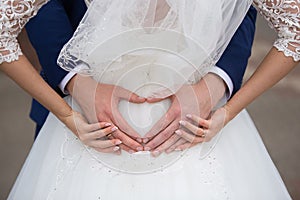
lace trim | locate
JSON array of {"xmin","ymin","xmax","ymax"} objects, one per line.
[
  {"xmin": 0, "ymin": 0, "xmax": 48, "ymax": 64},
  {"xmin": 0, "ymin": 46, "xmax": 23, "ymax": 63},
  {"xmin": 274, "ymin": 39, "xmax": 300, "ymax": 61},
  {"xmin": 254, "ymin": 0, "xmax": 300, "ymax": 62}
]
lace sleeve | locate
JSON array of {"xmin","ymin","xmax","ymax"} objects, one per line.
[
  {"xmin": 0, "ymin": 0, "xmax": 47, "ymax": 64},
  {"xmin": 254, "ymin": 0, "xmax": 300, "ymax": 61}
]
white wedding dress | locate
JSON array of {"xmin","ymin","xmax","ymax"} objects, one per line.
[{"xmin": 2, "ymin": 0, "xmax": 299, "ymax": 199}]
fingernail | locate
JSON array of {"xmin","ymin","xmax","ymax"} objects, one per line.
[
  {"xmin": 175, "ymin": 148, "xmax": 182, "ymax": 151},
  {"xmin": 136, "ymin": 147, "xmax": 143, "ymax": 151},
  {"xmin": 113, "ymin": 146, "xmax": 120, "ymax": 151},
  {"xmin": 175, "ymin": 130, "xmax": 182, "ymax": 135},
  {"xmin": 143, "ymin": 138, "xmax": 149, "ymax": 143},
  {"xmin": 111, "ymin": 126, "xmax": 118, "ymax": 131},
  {"xmin": 186, "ymin": 114, "xmax": 192, "ymax": 118},
  {"xmin": 105, "ymin": 123, "xmax": 111, "ymax": 126},
  {"xmin": 144, "ymin": 147, "xmax": 151, "ymax": 151},
  {"xmin": 152, "ymin": 150, "xmax": 161, "ymax": 157},
  {"xmin": 179, "ymin": 120, "xmax": 186, "ymax": 126},
  {"xmin": 114, "ymin": 140, "xmax": 122, "ymax": 145},
  {"xmin": 129, "ymin": 150, "xmax": 135, "ymax": 154},
  {"xmin": 114, "ymin": 150, "xmax": 121, "ymax": 155}
]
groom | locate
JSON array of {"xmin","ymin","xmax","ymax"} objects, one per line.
[{"xmin": 25, "ymin": 0, "xmax": 257, "ymax": 152}]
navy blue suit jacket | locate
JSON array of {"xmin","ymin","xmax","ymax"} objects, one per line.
[{"xmin": 26, "ymin": 1, "xmax": 257, "ymax": 133}]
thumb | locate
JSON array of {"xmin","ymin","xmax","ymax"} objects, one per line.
[{"xmin": 118, "ymin": 87, "xmax": 146, "ymax": 103}]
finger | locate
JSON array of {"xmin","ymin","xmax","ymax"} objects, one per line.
[
  {"xmin": 90, "ymin": 126, "xmax": 118, "ymax": 139},
  {"xmin": 175, "ymin": 129, "xmax": 205, "ymax": 143},
  {"xmin": 119, "ymin": 143, "xmax": 137, "ymax": 154},
  {"xmin": 146, "ymin": 96, "xmax": 168, "ymax": 103},
  {"xmin": 165, "ymin": 138, "xmax": 187, "ymax": 153},
  {"xmin": 145, "ymin": 119, "xmax": 179, "ymax": 150},
  {"xmin": 94, "ymin": 145, "xmax": 121, "ymax": 153},
  {"xmin": 146, "ymin": 88, "xmax": 172, "ymax": 103},
  {"xmin": 111, "ymin": 109, "xmax": 141, "ymax": 139},
  {"xmin": 144, "ymin": 106, "xmax": 177, "ymax": 139},
  {"xmin": 118, "ymin": 87, "xmax": 146, "ymax": 103},
  {"xmin": 106, "ymin": 133, "xmax": 133, "ymax": 153},
  {"xmin": 113, "ymin": 129, "xmax": 143, "ymax": 151},
  {"xmin": 179, "ymin": 120, "xmax": 205, "ymax": 136},
  {"xmin": 151, "ymin": 134, "xmax": 181, "ymax": 156},
  {"xmin": 186, "ymin": 114, "xmax": 210, "ymax": 128},
  {"xmin": 99, "ymin": 122, "xmax": 113, "ymax": 129},
  {"xmin": 90, "ymin": 138, "xmax": 122, "ymax": 149},
  {"xmin": 174, "ymin": 142, "xmax": 197, "ymax": 151}
]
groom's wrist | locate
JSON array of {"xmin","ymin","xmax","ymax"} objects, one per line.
[
  {"xmin": 208, "ymin": 66, "xmax": 233, "ymax": 100},
  {"xmin": 203, "ymin": 73, "xmax": 227, "ymax": 108},
  {"xmin": 59, "ymin": 71, "xmax": 77, "ymax": 95}
]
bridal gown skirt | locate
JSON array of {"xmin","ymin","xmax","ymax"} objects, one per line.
[{"xmin": 8, "ymin": 97, "xmax": 291, "ymax": 200}]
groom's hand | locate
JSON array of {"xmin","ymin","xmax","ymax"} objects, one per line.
[
  {"xmin": 67, "ymin": 74, "xmax": 146, "ymax": 152},
  {"xmin": 143, "ymin": 73, "xmax": 226, "ymax": 155}
]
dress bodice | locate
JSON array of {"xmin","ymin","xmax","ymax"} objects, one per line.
[{"xmin": 1, "ymin": 0, "xmax": 300, "ymax": 65}]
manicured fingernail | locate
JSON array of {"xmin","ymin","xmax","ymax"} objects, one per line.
[
  {"xmin": 175, "ymin": 130, "xmax": 182, "ymax": 135},
  {"xmin": 179, "ymin": 120, "xmax": 186, "ymax": 126},
  {"xmin": 136, "ymin": 147, "xmax": 143, "ymax": 151},
  {"xmin": 143, "ymin": 138, "xmax": 149, "ymax": 143},
  {"xmin": 114, "ymin": 140, "xmax": 122, "ymax": 145},
  {"xmin": 152, "ymin": 150, "xmax": 160, "ymax": 157},
  {"xmin": 111, "ymin": 126, "xmax": 118, "ymax": 131},
  {"xmin": 175, "ymin": 148, "xmax": 182, "ymax": 151},
  {"xmin": 129, "ymin": 150, "xmax": 135, "ymax": 154},
  {"xmin": 113, "ymin": 146, "xmax": 120, "ymax": 151},
  {"xmin": 144, "ymin": 147, "xmax": 151, "ymax": 151},
  {"xmin": 186, "ymin": 114, "xmax": 192, "ymax": 118},
  {"xmin": 138, "ymin": 96, "xmax": 145, "ymax": 100},
  {"xmin": 105, "ymin": 123, "xmax": 111, "ymax": 126}
]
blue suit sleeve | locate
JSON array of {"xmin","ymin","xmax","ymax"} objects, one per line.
[
  {"xmin": 216, "ymin": 6, "xmax": 257, "ymax": 95},
  {"xmin": 25, "ymin": 0, "xmax": 86, "ymax": 92},
  {"xmin": 25, "ymin": 0, "xmax": 87, "ymax": 127}
]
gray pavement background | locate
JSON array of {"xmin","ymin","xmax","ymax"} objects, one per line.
[{"xmin": 0, "ymin": 15, "xmax": 299, "ymax": 199}]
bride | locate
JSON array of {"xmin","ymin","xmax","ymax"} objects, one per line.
[{"xmin": 2, "ymin": 0, "xmax": 295, "ymax": 199}]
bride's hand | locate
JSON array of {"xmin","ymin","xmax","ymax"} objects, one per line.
[
  {"xmin": 169, "ymin": 107, "xmax": 229, "ymax": 151},
  {"xmin": 61, "ymin": 111, "xmax": 123, "ymax": 153}
]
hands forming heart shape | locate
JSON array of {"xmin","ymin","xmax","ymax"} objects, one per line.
[{"xmin": 68, "ymin": 73, "xmax": 225, "ymax": 156}]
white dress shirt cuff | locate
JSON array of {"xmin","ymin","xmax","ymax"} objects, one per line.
[
  {"xmin": 208, "ymin": 66, "xmax": 233, "ymax": 100},
  {"xmin": 58, "ymin": 71, "xmax": 77, "ymax": 95}
]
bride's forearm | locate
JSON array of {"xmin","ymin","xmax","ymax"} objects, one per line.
[
  {"xmin": 0, "ymin": 55, "xmax": 73, "ymax": 121},
  {"xmin": 225, "ymin": 47, "xmax": 298, "ymax": 122}
]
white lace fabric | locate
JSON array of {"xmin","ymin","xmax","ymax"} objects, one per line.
[
  {"xmin": 0, "ymin": 0, "xmax": 47, "ymax": 64},
  {"xmin": 254, "ymin": 0, "xmax": 300, "ymax": 61}
]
